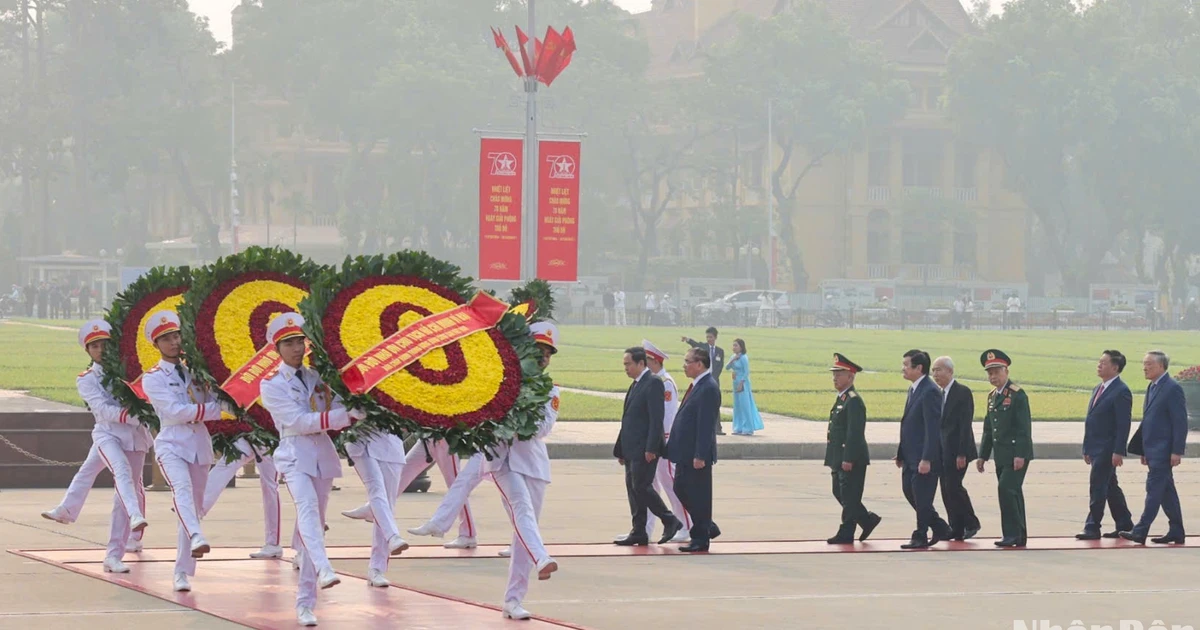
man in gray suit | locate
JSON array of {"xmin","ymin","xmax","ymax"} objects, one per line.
[
  {"xmin": 1121, "ymin": 350, "xmax": 1187, "ymax": 544},
  {"xmin": 614, "ymin": 347, "xmax": 684, "ymax": 546}
]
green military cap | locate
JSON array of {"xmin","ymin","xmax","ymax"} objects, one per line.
[
  {"xmin": 830, "ymin": 353, "xmax": 863, "ymax": 373},
  {"xmin": 980, "ymin": 349, "xmax": 1012, "ymax": 369}
]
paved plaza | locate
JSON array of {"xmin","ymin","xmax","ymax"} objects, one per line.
[{"xmin": 2, "ymin": 459, "xmax": 1198, "ymax": 629}]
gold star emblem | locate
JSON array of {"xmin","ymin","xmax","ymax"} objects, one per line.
[
  {"xmin": 160, "ymin": 316, "xmax": 168, "ymax": 324},
  {"xmin": 286, "ymin": 318, "xmax": 295, "ymax": 326},
  {"xmin": 987, "ymin": 352, "xmax": 995, "ymax": 361},
  {"xmin": 92, "ymin": 325, "xmax": 99, "ymax": 332}
]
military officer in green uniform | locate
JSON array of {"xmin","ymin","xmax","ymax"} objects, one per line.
[
  {"xmin": 825, "ymin": 353, "xmax": 882, "ymax": 544},
  {"xmin": 975, "ymin": 349, "xmax": 1034, "ymax": 547}
]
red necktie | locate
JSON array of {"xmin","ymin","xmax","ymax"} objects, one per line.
[
  {"xmin": 681, "ymin": 382, "xmax": 694, "ymax": 403},
  {"xmin": 1091, "ymin": 384, "xmax": 1105, "ymax": 409}
]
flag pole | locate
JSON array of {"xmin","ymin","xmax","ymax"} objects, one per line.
[{"xmin": 522, "ymin": 0, "xmax": 538, "ymax": 282}]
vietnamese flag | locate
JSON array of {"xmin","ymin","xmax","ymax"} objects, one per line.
[
  {"xmin": 491, "ymin": 27, "xmax": 524, "ymax": 77},
  {"xmin": 534, "ymin": 26, "xmax": 564, "ymax": 81},
  {"xmin": 539, "ymin": 26, "xmax": 576, "ymax": 86},
  {"xmin": 515, "ymin": 26, "xmax": 535, "ymax": 76}
]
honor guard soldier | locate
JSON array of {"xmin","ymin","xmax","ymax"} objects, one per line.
[
  {"xmin": 975, "ymin": 349, "xmax": 1034, "ymax": 548},
  {"xmin": 486, "ymin": 321, "xmax": 561, "ymax": 620},
  {"xmin": 42, "ymin": 321, "xmax": 151, "ymax": 573},
  {"xmin": 259, "ymin": 312, "xmax": 366, "ymax": 626},
  {"xmin": 825, "ymin": 354, "xmax": 881, "ymax": 544},
  {"xmin": 140, "ymin": 310, "xmax": 227, "ymax": 592}
]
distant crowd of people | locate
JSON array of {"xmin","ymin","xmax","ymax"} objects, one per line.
[{"xmin": 7, "ymin": 281, "xmax": 95, "ymax": 319}]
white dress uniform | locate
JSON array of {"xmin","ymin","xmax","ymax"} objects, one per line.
[
  {"xmin": 140, "ymin": 311, "xmax": 223, "ymax": 580},
  {"xmin": 258, "ymin": 312, "xmax": 357, "ymax": 622},
  {"xmin": 49, "ymin": 443, "xmax": 147, "ymax": 552},
  {"xmin": 485, "ymin": 322, "xmax": 560, "ymax": 617},
  {"xmin": 201, "ymin": 437, "xmax": 281, "ymax": 555},
  {"xmin": 369, "ymin": 437, "xmax": 477, "ymax": 541},
  {"xmin": 422, "ymin": 451, "xmax": 487, "ymax": 536},
  {"xmin": 641, "ymin": 340, "xmax": 691, "ymax": 542},
  {"xmin": 45, "ymin": 321, "xmax": 152, "ymax": 568},
  {"xmin": 345, "ymin": 425, "xmax": 409, "ymax": 575}
]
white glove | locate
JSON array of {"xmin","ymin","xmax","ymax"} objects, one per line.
[{"xmin": 347, "ymin": 408, "xmax": 367, "ymax": 421}]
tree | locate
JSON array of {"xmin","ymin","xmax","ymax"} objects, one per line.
[{"xmin": 705, "ymin": 1, "xmax": 909, "ymax": 291}]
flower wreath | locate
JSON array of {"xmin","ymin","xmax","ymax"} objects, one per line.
[
  {"xmin": 300, "ymin": 251, "xmax": 553, "ymax": 457},
  {"xmin": 99, "ymin": 265, "xmax": 194, "ymax": 432},
  {"xmin": 179, "ymin": 246, "xmax": 325, "ymax": 463}
]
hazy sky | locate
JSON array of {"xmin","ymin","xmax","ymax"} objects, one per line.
[{"xmin": 190, "ymin": 0, "xmax": 989, "ymax": 45}]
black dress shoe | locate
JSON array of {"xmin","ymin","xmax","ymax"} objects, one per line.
[
  {"xmin": 1103, "ymin": 529, "xmax": 1127, "ymax": 539},
  {"xmin": 679, "ymin": 542, "xmax": 709, "ymax": 552},
  {"xmin": 826, "ymin": 528, "xmax": 855, "ymax": 545},
  {"xmin": 658, "ymin": 519, "xmax": 684, "ymax": 545},
  {"xmin": 963, "ymin": 526, "xmax": 980, "ymax": 541},
  {"xmin": 614, "ymin": 536, "xmax": 650, "ymax": 547},
  {"xmin": 858, "ymin": 513, "xmax": 881, "ymax": 542},
  {"xmin": 994, "ymin": 538, "xmax": 1020, "ymax": 548},
  {"xmin": 1075, "ymin": 531, "xmax": 1101, "ymax": 540},
  {"xmin": 709, "ymin": 523, "xmax": 721, "ymax": 540},
  {"xmin": 900, "ymin": 538, "xmax": 931, "ymax": 550},
  {"xmin": 1118, "ymin": 531, "xmax": 1146, "ymax": 544},
  {"xmin": 1151, "ymin": 534, "xmax": 1186, "ymax": 545}
]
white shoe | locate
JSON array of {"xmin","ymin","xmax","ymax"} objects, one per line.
[
  {"xmin": 317, "ymin": 567, "xmax": 340, "ymax": 589},
  {"xmin": 367, "ymin": 569, "xmax": 390, "ymax": 587},
  {"xmin": 443, "ymin": 536, "xmax": 477, "ymax": 549},
  {"xmin": 502, "ymin": 600, "xmax": 532, "ymax": 620},
  {"xmin": 669, "ymin": 531, "xmax": 692, "ymax": 543},
  {"xmin": 126, "ymin": 539, "xmax": 144, "ymax": 553},
  {"xmin": 129, "ymin": 516, "xmax": 148, "ymax": 534},
  {"xmin": 249, "ymin": 544, "xmax": 283, "ymax": 559},
  {"xmin": 387, "ymin": 534, "xmax": 409, "ymax": 555},
  {"xmin": 173, "ymin": 573, "xmax": 191, "ymax": 592},
  {"xmin": 189, "ymin": 534, "xmax": 210, "ymax": 558},
  {"xmin": 40, "ymin": 506, "xmax": 71, "ymax": 524},
  {"xmin": 291, "ymin": 551, "xmax": 303, "ymax": 571},
  {"xmin": 297, "ymin": 607, "xmax": 318, "ymax": 626},
  {"xmin": 535, "ymin": 556, "xmax": 558, "ymax": 581},
  {"xmin": 102, "ymin": 557, "xmax": 130, "ymax": 573},
  {"xmin": 341, "ymin": 504, "xmax": 373, "ymax": 523},
  {"xmin": 406, "ymin": 522, "xmax": 445, "ymax": 538},
  {"xmin": 498, "ymin": 547, "xmax": 512, "ymax": 558}
]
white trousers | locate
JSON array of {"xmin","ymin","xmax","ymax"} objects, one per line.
[
  {"xmin": 645, "ymin": 457, "xmax": 691, "ymax": 539},
  {"xmin": 615, "ymin": 307, "xmax": 627, "ymax": 326},
  {"xmin": 397, "ymin": 440, "xmax": 476, "ymax": 538},
  {"xmin": 352, "ymin": 455, "xmax": 402, "ymax": 572},
  {"xmin": 58, "ymin": 442, "xmax": 147, "ymax": 544},
  {"xmin": 156, "ymin": 452, "xmax": 208, "ymax": 576},
  {"xmin": 491, "ymin": 464, "xmax": 548, "ymax": 605},
  {"xmin": 104, "ymin": 449, "xmax": 147, "ymax": 560},
  {"xmin": 427, "ymin": 453, "xmax": 486, "ymax": 534},
  {"xmin": 201, "ymin": 440, "xmax": 280, "ymax": 546},
  {"xmin": 281, "ymin": 471, "xmax": 333, "ymax": 610}
]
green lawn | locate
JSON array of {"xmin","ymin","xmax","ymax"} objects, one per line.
[{"xmin": 5, "ymin": 320, "xmax": 1198, "ymax": 422}]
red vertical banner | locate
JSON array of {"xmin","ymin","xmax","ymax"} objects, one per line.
[
  {"xmin": 536, "ymin": 140, "xmax": 581, "ymax": 281},
  {"xmin": 478, "ymin": 137, "xmax": 523, "ymax": 280}
]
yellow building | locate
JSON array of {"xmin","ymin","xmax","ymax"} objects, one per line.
[{"xmin": 636, "ymin": 0, "xmax": 1029, "ymax": 293}]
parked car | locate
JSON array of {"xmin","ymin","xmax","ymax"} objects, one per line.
[{"xmin": 694, "ymin": 290, "xmax": 791, "ymax": 324}]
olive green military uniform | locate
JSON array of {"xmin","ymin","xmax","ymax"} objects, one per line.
[
  {"xmin": 979, "ymin": 381, "xmax": 1034, "ymax": 543},
  {"xmin": 826, "ymin": 386, "xmax": 872, "ymax": 536}
]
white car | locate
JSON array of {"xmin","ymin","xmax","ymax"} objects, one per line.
[{"xmin": 694, "ymin": 290, "xmax": 790, "ymax": 324}]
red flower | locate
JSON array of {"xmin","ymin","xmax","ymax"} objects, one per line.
[{"xmin": 120, "ymin": 286, "xmax": 186, "ymax": 378}]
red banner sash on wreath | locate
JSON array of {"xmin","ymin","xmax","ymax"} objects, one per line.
[
  {"xmin": 221, "ymin": 345, "xmax": 284, "ymax": 408},
  {"xmin": 340, "ymin": 291, "xmax": 510, "ymax": 395},
  {"xmin": 123, "ymin": 375, "xmax": 149, "ymax": 401}
]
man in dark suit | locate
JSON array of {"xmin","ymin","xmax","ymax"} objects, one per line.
[
  {"xmin": 1121, "ymin": 350, "xmax": 1187, "ymax": 544},
  {"xmin": 668, "ymin": 347, "xmax": 721, "ymax": 552},
  {"xmin": 1077, "ymin": 349, "xmax": 1134, "ymax": 540},
  {"xmin": 682, "ymin": 327, "xmax": 726, "ymax": 434},
  {"xmin": 895, "ymin": 349, "xmax": 952, "ymax": 549},
  {"xmin": 931, "ymin": 356, "xmax": 980, "ymax": 541},
  {"xmin": 614, "ymin": 346, "xmax": 684, "ymax": 546}
]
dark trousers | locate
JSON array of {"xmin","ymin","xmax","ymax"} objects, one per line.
[
  {"xmin": 673, "ymin": 462, "xmax": 714, "ymax": 544},
  {"xmin": 1084, "ymin": 456, "xmax": 1133, "ymax": 532},
  {"xmin": 831, "ymin": 467, "xmax": 870, "ymax": 530},
  {"xmin": 939, "ymin": 463, "xmax": 980, "ymax": 535},
  {"xmin": 902, "ymin": 465, "xmax": 949, "ymax": 538},
  {"xmin": 625, "ymin": 458, "xmax": 675, "ymax": 535},
  {"xmin": 1133, "ymin": 462, "xmax": 1185, "ymax": 537},
  {"xmin": 995, "ymin": 463, "xmax": 1029, "ymax": 541}
]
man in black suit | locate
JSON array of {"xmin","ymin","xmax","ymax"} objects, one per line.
[
  {"xmin": 614, "ymin": 346, "xmax": 684, "ymax": 546},
  {"xmin": 931, "ymin": 356, "xmax": 981, "ymax": 541},
  {"xmin": 682, "ymin": 327, "xmax": 726, "ymax": 435},
  {"xmin": 1121, "ymin": 350, "xmax": 1187, "ymax": 545},
  {"xmin": 1077, "ymin": 349, "xmax": 1135, "ymax": 540},
  {"xmin": 668, "ymin": 347, "xmax": 721, "ymax": 552},
  {"xmin": 895, "ymin": 349, "xmax": 952, "ymax": 549}
]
